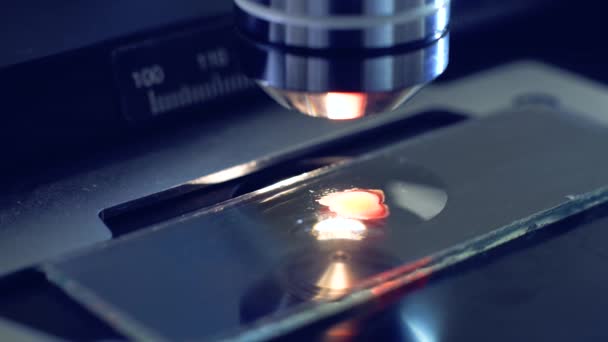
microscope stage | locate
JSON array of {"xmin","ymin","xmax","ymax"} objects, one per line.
[{"xmin": 44, "ymin": 106, "xmax": 608, "ymax": 340}]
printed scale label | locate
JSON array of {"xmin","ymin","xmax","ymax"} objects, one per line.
[{"xmin": 112, "ymin": 24, "xmax": 253, "ymax": 122}]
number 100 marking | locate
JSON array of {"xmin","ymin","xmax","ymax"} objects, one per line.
[{"xmin": 131, "ymin": 65, "xmax": 165, "ymax": 89}]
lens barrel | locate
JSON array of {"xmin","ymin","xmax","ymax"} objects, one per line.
[{"xmin": 235, "ymin": 0, "xmax": 450, "ymax": 118}]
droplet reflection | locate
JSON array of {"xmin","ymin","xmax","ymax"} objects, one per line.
[
  {"xmin": 386, "ymin": 181, "xmax": 447, "ymax": 220},
  {"xmin": 312, "ymin": 217, "xmax": 367, "ymax": 241}
]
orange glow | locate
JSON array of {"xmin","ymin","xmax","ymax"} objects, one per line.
[
  {"xmin": 324, "ymin": 92, "xmax": 367, "ymax": 120},
  {"xmin": 315, "ymin": 260, "xmax": 352, "ymax": 291},
  {"xmin": 369, "ymin": 257, "xmax": 433, "ymax": 297},
  {"xmin": 312, "ymin": 251, "xmax": 358, "ymax": 301},
  {"xmin": 318, "ymin": 189, "xmax": 389, "ymax": 220},
  {"xmin": 324, "ymin": 321, "xmax": 359, "ymax": 339},
  {"xmin": 312, "ymin": 217, "xmax": 367, "ymax": 241}
]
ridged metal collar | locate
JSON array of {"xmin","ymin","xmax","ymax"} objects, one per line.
[{"xmin": 235, "ymin": 0, "xmax": 450, "ymax": 48}]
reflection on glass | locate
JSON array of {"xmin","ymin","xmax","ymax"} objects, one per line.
[
  {"xmin": 403, "ymin": 317, "xmax": 437, "ymax": 342},
  {"xmin": 387, "ymin": 181, "xmax": 447, "ymax": 220},
  {"xmin": 282, "ymin": 247, "xmax": 398, "ymax": 302},
  {"xmin": 189, "ymin": 161, "xmax": 258, "ymax": 185},
  {"xmin": 312, "ymin": 217, "xmax": 367, "ymax": 241},
  {"xmin": 313, "ymin": 251, "xmax": 355, "ymax": 300}
]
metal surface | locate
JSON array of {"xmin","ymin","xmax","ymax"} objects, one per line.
[
  {"xmin": 241, "ymin": 35, "xmax": 449, "ymax": 93},
  {"xmin": 0, "ymin": 61, "xmax": 606, "ymax": 277},
  {"xmin": 44, "ymin": 107, "xmax": 608, "ymax": 341},
  {"xmin": 239, "ymin": 32, "xmax": 448, "ymax": 117},
  {"xmin": 235, "ymin": 0, "xmax": 450, "ymax": 118},
  {"xmin": 234, "ymin": 0, "xmax": 449, "ymax": 48}
]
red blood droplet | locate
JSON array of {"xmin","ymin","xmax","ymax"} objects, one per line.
[{"xmin": 317, "ymin": 188, "xmax": 389, "ymax": 220}]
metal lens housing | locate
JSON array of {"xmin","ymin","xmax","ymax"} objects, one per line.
[{"xmin": 235, "ymin": 0, "xmax": 450, "ymax": 119}]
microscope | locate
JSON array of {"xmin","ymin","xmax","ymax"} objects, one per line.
[
  {"xmin": 4, "ymin": 1, "xmax": 608, "ymax": 341},
  {"xmin": 234, "ymin": 0, "xmax": 449, "ymax": 119}
]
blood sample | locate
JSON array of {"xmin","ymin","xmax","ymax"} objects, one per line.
[{"xmin": 318, "ymin": 189, "xmax": 389, "ymax": 220}]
